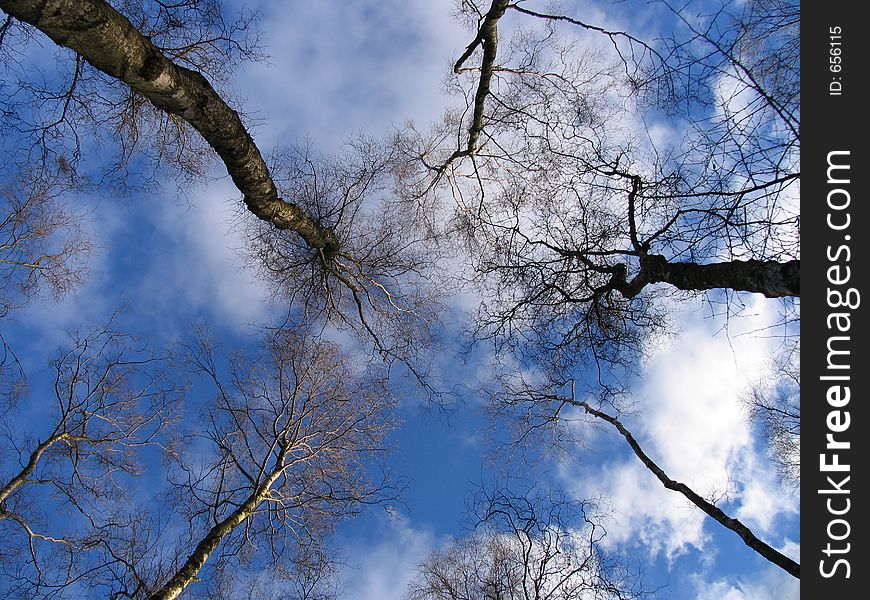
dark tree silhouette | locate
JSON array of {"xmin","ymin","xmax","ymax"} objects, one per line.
[{"xmin": 488, "ymin": 373, "xmax": 799, "ymax": 578}]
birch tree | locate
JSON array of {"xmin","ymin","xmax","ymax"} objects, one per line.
[
  {"xmin": 1, "ymin": 0, "xmax": 444, "ymax": 374},
  {"xmin": 400, "ymin": 8, "xmax": 801, "ymax": 574},
  {"xmin": 0, "ymin": 320, "xmax": 177, "ymax": 597},
  {"xmin": 406, "ymin": 489, "xmax": 641, "ymax": 600},
  {"xmin": 141, "ymin": 327, "xmax": 396, "ymax": 600}
]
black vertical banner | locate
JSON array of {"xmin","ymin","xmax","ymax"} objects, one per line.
[{"xmin": 802, "ymin": 1, "xmax": 868, "ymax": 596}]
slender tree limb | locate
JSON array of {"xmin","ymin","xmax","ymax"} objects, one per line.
[
  {"xmin": 419, "ymin": 0, "xmax": 509, "ymax": 191},
  {"xmin": 561, "ymin": 393, "xmax": 800, "ymax": 578},
  {"xmin": 508, "ymin": 4, "xmax": 664, "ymax": 65},
  {"xmin": 0, "ymin": 432, "xmax": 69, "ymax": 505},
  {"xmin": 0, "ymin": 507, "xmax": 72, "ymax": 545}
]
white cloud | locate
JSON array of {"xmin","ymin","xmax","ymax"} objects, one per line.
[
  {"xmin": 341, "ymin": 512, "xmax": 440, "ymax": 600},
  {"xmin": 234, "ymin": 1, "xmax": 467, "ymax": 150},
  {"xmin": 146, "ymin": 181, "xmax": 274, "ymax": 331},
  {"xmin": 580, "ymin": 458, "xmax": 711, "ymax": 560},
  {"xmin": 10, "ymin": 179, "xmax": 275, "ymax": 347},
  {"xmin": 639, "ymin": 302, "xmax": 769, "ymax": 491},
  {"xmin": 692, "ymin": 562, "xmax": 800, "ymax": 600},
  {"xmin": 563, "ymin": 294, "xmax": 797, "ymax": 561},
  {"xmin": 730, "ymin": 449, "xmax": 798, "ymax": 534}
]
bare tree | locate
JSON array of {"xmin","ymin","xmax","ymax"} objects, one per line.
[
  {"xmin": 2, "ymin": 0, "xmax": 446, "ymax": 375},
  {"xmin": 0, "ymin": 165, "xmax": 91, "ymax": 316},
  {"xmin": 0, "ymin": 0, "xmax": 341, "ymax": 249},
  {"xmin": 406, "ymin": 488, "xmax": 641, "ymax": 600},
  {"xmin": 0, "ymin": 319, "xmax": 178, "ymax": 597},
  {"xmin": 397, "ymin": 0, "xmax": 799, "ymax": 381},
  {"xmin": 0, "ymin": 161, "xmax": 93, "ymax": 402},
  {"xmin": 396, "ymin": 6, "xmax": 801, "ymax": 580},
  {"xmin": 133, "ymin": 326, "xmax": 397, "ymax": 600},
  {"xmin": 0, "ymin": 5, "xmax": 438, "ymax": 594},
  {"xmin": 246, "ymin": 139, "xmax": 448, "ymax": 394},
  {"xmin": 744, "ymin": 340, "xmax": 800, "ymax": 489},
  {"xmin": 0, "ymin": 0, "xmax": 802, "ymax": 593}
]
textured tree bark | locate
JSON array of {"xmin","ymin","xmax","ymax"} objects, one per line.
[
  {"xmin": 640, "ymin": 255, "xmax": 800, "ymax": 298},
  {"xmin": 0, "ymin": 0, "xmax": 338, "ymax": 252},
  {"xmin": 0, "ymin": 433, "xmax": 68, "ymax": 505},
  {"xmin": 613, "ymin": 255, "xmax": 800, "ymax": 299},
  {"xmin": 576, "ymin": 400, "xmax": 801, "ymax": 579},
  {"xmin": 147, "ymin": 465, "xmax": 282, "ymax": 600}
]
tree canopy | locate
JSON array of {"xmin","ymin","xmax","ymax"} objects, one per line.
[{"xmin": 1, "ymin": 0, "xmax": 800, "ymax": 598}]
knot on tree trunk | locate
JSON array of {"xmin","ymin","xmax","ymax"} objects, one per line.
[{"xmin": 639, "ymin": 254, "xmax": 668, "ymax": 279}]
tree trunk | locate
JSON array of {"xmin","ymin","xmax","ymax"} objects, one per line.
[
  {"xmin": 455, "ymin": 0, "xmax": 510, "ymax": 154},
  {"xmin": 0, "ymin": 0, "xmax": 338, "ymax": 252},
  {"xmin": 147, "ymin": 472, "xmax": 284, "ymax": 600},
  {"xmin": 620, "ymin": 255, "xmax": 800, "ymax": 298},
  {"xmin": 146, "ymin": 493, "xmax": 262, "ymax": 600},
  {"xmin": 147, "ymin": 439, "xmax": 288, "ymax": 600}
]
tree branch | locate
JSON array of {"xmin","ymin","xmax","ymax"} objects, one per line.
[{"xmin": 562, "ymin": 393, "xmax": 800, "ymax": 578}]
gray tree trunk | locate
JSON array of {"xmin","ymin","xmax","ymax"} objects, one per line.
[{"xmin": 0, "ymin": 0, "xmax": 338, "ymax": 252}]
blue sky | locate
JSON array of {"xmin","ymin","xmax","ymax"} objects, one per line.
[{"xmin": 0, "ymin": 1, "xmax": 799, "ymax": 598}]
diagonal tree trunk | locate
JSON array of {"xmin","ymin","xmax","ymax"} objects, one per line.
[
  {"xmin": 0, "ymin": 432, "xmax": 68, "ymax": 506},
  {"xmin": 146, "ymin": 461, "xmax": 285, "ymax": 600},
  {"xmin": 567, "ymin": 398, "xmax": 800, "ymax": 578},
  {"xmin": 0, "ymin": 0, "xmax": 338, "ymax": 253},
  {"xmin": 146, "ymin": 489, "xmax": 263, "ymax": 600}
]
